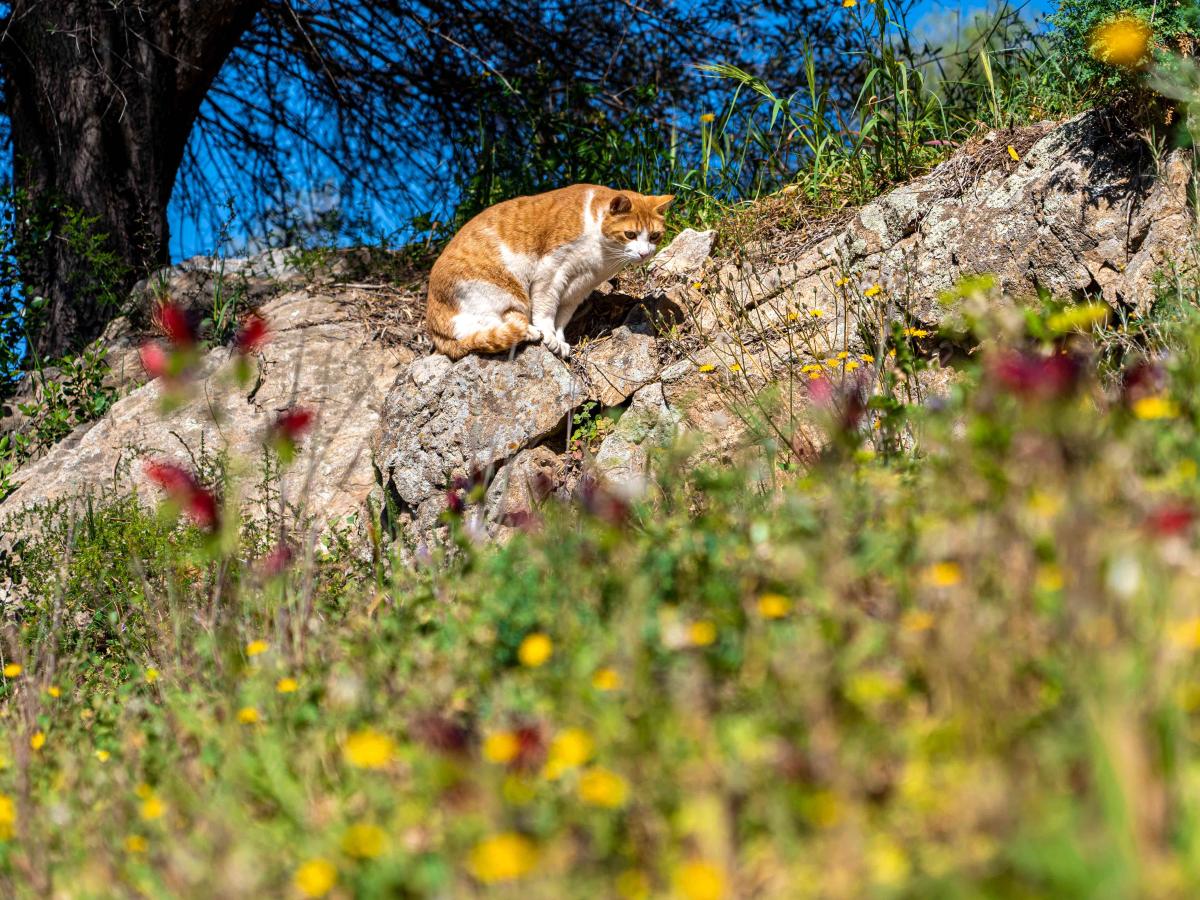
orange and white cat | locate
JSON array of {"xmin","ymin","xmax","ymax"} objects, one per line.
[{"xmin": 426, "ymin": 185, "xmax": 672, "ymax": 360}]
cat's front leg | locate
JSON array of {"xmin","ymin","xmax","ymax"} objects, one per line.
[{"xmin": 531, "ymin": 285, "xmax": 570, "ymax": 359}]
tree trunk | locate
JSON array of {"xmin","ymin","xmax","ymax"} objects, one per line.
[{"xmin": 1, "ymin": 0, "xmax": 264, "ymax": 358}]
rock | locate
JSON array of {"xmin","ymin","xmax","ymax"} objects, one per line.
[
  {"xmin": 0, "ymin": 288, "xmax": 404, "ymax": 534},
  {"xmin": 576, "ymin": 325, "xmax": 660, "ymax": 406},
  {"xmin": 485, "ymin": 446, "xmax": 564, "ymax": 528},
  {"xmin": 595, "ymin": 383, "xmax": 681, "ymax": 495},
  {"xmin": 373, "ymin": 346, "xmax": 581, "ymax": 541},
  {"xmin": 718, "ymin": 108, "xmax": 1194, "ymax": 331},
  {"xmin": 660, "ymin": 359, "xmax": 747, "ymax": 463},
  {"xmin": 651, "ymin": 228, "xmax": 716, "ymax": 278}
]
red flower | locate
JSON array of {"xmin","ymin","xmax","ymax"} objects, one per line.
[
  {"xmin": 144, "ymin": 460, "xmax": 198, "ymax": 496},
  {"xmin": 186, "ymin": 488, "xmax": 219, "ymax": 529},
  {"xmin": 143, "ymin": 459, "xmax": 219, "ymax": 529},
  {"xmin": 273, "ymin": 407, "xmax": 315, "ymax": 441},
  {"xmin": 1122, "ymin": 359, "xmax": 1166, "ymax": 406},
  {"xmin": 989, "ymin": 350, "xmax": 1081, "ymax": 400},
  {"xmin": 412, "ymin": 713, "xmax": 472, "ymax": 756},
  {"xmin": 155, "ymin": 301, "xmax": 196, "ymax": 347},
  {"xmin": 260, "ymin": 543, "xmax": 294, "ymax": 576},
  {"xmin": 511, "ymin": 724, "xmax": 547, "ymax": 771},
  {"xmin": 138, "ymin": 343, "xmax": 170, "ymax": 379},
  {"xmin": 1146, "ymin": 502, "xmax": 1195, "ymax": 537},
  {"xmin": 234, "ymin": 314, "xmax": 270, "ymax": 354},
  {"xmin": 576, "ymin": 474, "xmax": 630, "ymax": 526}
]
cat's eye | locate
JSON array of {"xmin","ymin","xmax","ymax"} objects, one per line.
[
  {"xmin": 649, "ymin": 232, "xmax": 662, "ymax": 243},
  {"xmin": 624, "ymin": 230, "xmax": 638, "ymax": 240}
]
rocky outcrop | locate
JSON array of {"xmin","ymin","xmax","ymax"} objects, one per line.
[
  {"xmin": 3, "ymin": 108, "xmax": 1193, "ymax": 556},
  {"xmin": 372, "ymin": 310, "xmax": 670, "ymax": 543},
  {"xmin": 705, "ymin": 109, "xmax": 1194, "ymax": 336},
  {"xmin": 1, "ymin": 289, "xmax": 408, "ymax": 534}
]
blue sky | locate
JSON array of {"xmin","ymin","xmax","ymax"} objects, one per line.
[{"xmin": 169, "ymin": 0, "xmax": 1061, "ymax": 261}]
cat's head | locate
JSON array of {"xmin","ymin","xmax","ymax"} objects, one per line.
[{"xmin": 602, "ymin": 192, "xmax": 674, "ymax": 262}]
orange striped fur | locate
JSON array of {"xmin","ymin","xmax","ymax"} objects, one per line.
[{"xmin": 426, "ymin": 185, "xmax": 672, "ymax": 360}]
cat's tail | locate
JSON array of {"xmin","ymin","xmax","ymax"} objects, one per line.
[{"xmin": 429, "ymin": 313, "xmax": 532, "ymax": 361}]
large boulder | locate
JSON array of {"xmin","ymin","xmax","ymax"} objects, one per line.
[
  {"xmin": 373, "ymin": 346, "xmax": 580, "ymax": 540},
  {"xmin": 373, "ymin": 318, "xmax": 667, "ymax": 544},
  {"xmin": 0, "ymin": 288, "xmax": 405, "ymax": 535}
]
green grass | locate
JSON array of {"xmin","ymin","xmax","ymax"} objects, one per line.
[{"xmin": 5, "ymin": 288, "xmax": 1200, "ymax": 896}]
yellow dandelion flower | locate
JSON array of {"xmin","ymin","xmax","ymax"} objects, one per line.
[
  {"xmin": 900, "ymin": 610, "xmax": 935, "ymax": 633},
  {"xmin": 925, "ymin": 561, "xmax": 962, "ymax": 587},
  {"xmin": 1007, "ymin": 145, "xmax": 1020, "ymax": 162},
  {"xmin": 0, "ymin": 793, "xmax": 14, "ymax": 841},
  {"xmin": 46, "ymin": 686, "xmax": 60, "ymax": 698},
  {"xmin": 757, "ymin": 593, "xmax": 791, "ymax": 619},
  {"xmin": 689, "ymin": 620, "xmax": 717, "ymax": 646},
  {"xmin": 1089, "ymin": 15, "xmax": 1151, "ymax": 68},
  {"xmin": 692, "ymin": 282, "xmax": 702, "ymax": 289},
  {"xmin": 592, "ymin": 667, "xmax": 621, "ymax": 692},
  {"xmin": 860, "ymin": 353, "xmax": 875, "ymax": 363},
  {"xmin": 1168, "ymin": 618, "xmax": 1200, "ymax": 651},
  {"xmin": 674, "ymin": 860, "xmax": 726, "ymax": 900},
  {"xmin": 1036, "ymin": 564, "xmax": 1065, "ymax": 592},
  {"xmin": 836, "ymin": 351, "xmax": 850, "ymax": 359},
  {"xmin": 864, "ymin": 284, "xmax": 883, "ymax": 297},
  {"xmin": 842, "ymin": 0, "xmax": 857, "ymax": 7},
  {"xmin": 2, "ymin": 663, "xmax": 21, "ymax": 678},
  {"xmin": 808, "ymin": 371, "xmax": 823, "ymax": 381},
  {"xmin": 29, "ymin": 731, "xmax": 45, "ymax": 751},
  {"xmin": 344, "ymin": 729, "xmax": 396, "ymax": 770},
  {"xmin": 139, "ymin": 795, "xmax": 165, "ymax": 821},
  {"xmin": 144, "ymin": 667, "xmax": 160, "ymax": 684},
  {"xmin": 468, "ymin": 832, "xmax": 538, "ymax": 884},
  {"xmin": 846, "ymin": 670, "xmax": 902, "ymax": 707},
  {"xmin": 697, "ymin": 363, "xmax": 715, "ymax": 373},
  {"xmin": 699, "ymin": 113, "xmax": 716, "ymax": 124},
  {"xmin": 1048, "ymin": 303, "xmax": 1109, "ymax": 333},
  {"xmin": 801, "ymin": 363, "xmax": 823, "ymax": 374},
  {"xmin": 902, "ymin": 327, "xmax": 930, "ymax": 338},
  {"xmin": 547, "ymin": 728, "xmax": 594, "ymax": 774},
  {"xmin": 824, "ymin": 358, "xmax": 842, "ymax": 369},
  {"xmin": 342, "ymin": 822, "xmax": 387, "ymax": 859},
  {"xmin": 844, "ymin": 360, "xmax": 860, "ymax": 371},
  {"xmin": 1133, "ymin": 395, "xmax": 1180, "ymax": 420},
  {"xmin": 483, "ymin": 731, "xmax": 520, "ymax": 764},
  {"xmin": 123, "ymin": 835, "xmax": 148, "ymax": 854},
  {"xmin": 245, "ymin": 640, "xmax": 269, "ymax": 657},
  {"xmin": 809, "ymin": 308, "xmax": 823, "ymax": 317},
  {"xmin": 835, "ymin": 277, "xmax": 850, "ymax": 287},
  {"xmin": 728, "ymin": 362, "xmax": 742, "ymax": 373},
  {"xmin": 236, "ymin": 707, "xmax": 260, "ymax": 725},
  {"xmin": 787, "ymin": 311, "xmax": 799, "ymax": 321},
  {"xmin": 95, "ymin": 749, "xmax": 111, "ymax": 763},
  {"xmin": 294, "ymin": 858, "xmax": 338, "ymax": 898},
  {"xmin": 868, "ymin": 836, "xmax": 911, "ymax": 886},
  {"xmin": 276, "ymin": 677, "xmax": 299, "ymax": 694},
  {"xmin": 134, "ymin": 783, "xmax": 154, "ymax": 799},
  {"xmin": 518, "ymin": 633, "xmax": 553, "ymax": 668},
  {"xmin": 578, "ymin": 766, "xmax": 629, "ymax": 808}
]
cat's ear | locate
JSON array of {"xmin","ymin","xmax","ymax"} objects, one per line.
[
  {"xmin": 653, "ymin": 194, "xmax": 675, "ymax": 215},
  {"xmin": 609, "ymin": 194, "xmax": 632, "ymax": 214}
]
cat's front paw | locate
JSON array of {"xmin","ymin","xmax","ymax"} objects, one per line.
[
  {"xmin": 524, "ymin": 324, "xmax": 543, "ymax": 343},
  {"xmin": 543, "ymin": 333, "xmax": 572, "ymax": 359}
]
